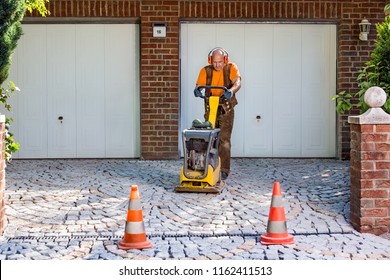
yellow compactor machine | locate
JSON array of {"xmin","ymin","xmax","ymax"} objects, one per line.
[{"xmin": 175, "ymin": 86, "xmax": 230, "ymax": 193}]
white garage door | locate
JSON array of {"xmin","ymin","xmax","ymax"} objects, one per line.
[
  {"xmin": 180, "ymin": 23, "xmax": 336, "ymax": 157},
  {"xmin": 8, "ymin": 24, "xmax": 140, "ymax": 158}
]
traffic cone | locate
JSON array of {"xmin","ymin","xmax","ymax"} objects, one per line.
[
  {"xmin": 118, "ymin": 185, "xmax": 153, "ymax": 250},
  {"xmin": 260, "ymin": 181, "xmax": 294, "ymax": 245}
]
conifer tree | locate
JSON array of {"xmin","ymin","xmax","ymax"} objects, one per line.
[
  {"xmin": 0, "ymin": 0, "xmax": 25, "ymax": 86},
  {"xmin": 0, "ymin": 1, "xmax": 49, "ymax": 160}
]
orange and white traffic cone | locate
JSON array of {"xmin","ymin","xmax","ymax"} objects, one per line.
[
  {"xmin": 118, "ymin": 185, "xmax": 153, "ymax": 250},
  {"xmin": 260, "ymin": 181, "xmax": 294, "ymax": 245}
]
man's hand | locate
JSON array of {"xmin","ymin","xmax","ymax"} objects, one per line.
[
  {"xmin": 194, "ymin": 87, "xmax": 202, "ymax": 97},
  {"xmin": 223, "ymin": 88, "xmax": 233, "ymax": 99}
]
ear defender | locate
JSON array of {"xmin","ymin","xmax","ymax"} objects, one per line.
[{"xmin": 208, "ymin": 47, "xmax": 229, "ymax": 64}]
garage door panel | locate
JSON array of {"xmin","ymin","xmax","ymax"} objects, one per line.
[
  {"xmin": 106, "ymin": 119, "xmax": 134, "ymax": 157},
  {"xmin": 243, "ymin": 25, "xmax": 273, "ymax": 156},
  {"xmin": 181, "ymin": 23, "xmax": 336, "ymax": 158},
  {"xmin": 274, "ymin": 26, "xmax": 302, "ymax": 81},
  {"xmin": 273, "ymin": 128, "xmax": 301, "ymax": 152},
  {"xmin": 273, "ymin": 84, "xmax": 301, "ymax": 156},
  {"xmin": 273, "ymin": 26, "xmax": 302, "ymax": 155},
  {"xmin": 9, "ymin": 24, "xmax": 140, "ymax": 158},
  {"xmin": 76, "ymin": 25, "xmax": 106, "ymax": 157},
  {"xmin": 105, "ymin": 25, "xmax": 135, "ymax": 89},
  {"xmin": 76, "ymin": 26, "xmax": 105, "ymax": 97},
  {"xmin": 47, "ymin": 26, "xmax": 76, "ymax": 89},
  {"xmin": 301, "ymin": 25, "xmax": 335, "ymax": 156},
  {"xmin": 105, "ymin": 25, "xmax": 138, "ymax": 157},
  {"xmin": 302, "ymin": 129, "xmax": 329, "ymax": 157},
  {"xmin": 16, "ymin": 25, "xmax": 48, "ymax": 158},
  {"xmin": 18, "ymin": 26, "xmax": 47, "ymax": 90},
  {"xmin": 47, "ymin": 25, "xmax": 77, "ymax": 158},
  {"xmin": 302, "ymin": 34, "xmax": 325, "ymax": 84},
  {"xmin": 47, "ymin": 95, "xmax": 77, "ymax": 158}
]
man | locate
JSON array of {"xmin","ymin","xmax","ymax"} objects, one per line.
[{"xmin": 194, "ymin": 47, "xmax": 241, "ymax": 180}]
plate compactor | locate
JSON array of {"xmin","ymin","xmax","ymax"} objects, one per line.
[{"xmin": 175, "ymin": 86, "xmax": 231, "ymax": 193}]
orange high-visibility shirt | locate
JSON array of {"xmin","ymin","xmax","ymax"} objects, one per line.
[{"xmin": 196, "ymin": 63, "xmax": 241, "ymax": 96}]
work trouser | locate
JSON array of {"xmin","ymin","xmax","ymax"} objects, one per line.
[
  {"xmin": 216, "ymin": 107, "xmax": 234, "ymax": 175},
  {"xmin": 204, "ymin": 96, "xmax": 237, "ymax": 175}
]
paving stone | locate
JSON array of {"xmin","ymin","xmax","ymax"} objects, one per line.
[{"xmin": 2, "ymin": 159, "xmax": 390, "ymax": 260}]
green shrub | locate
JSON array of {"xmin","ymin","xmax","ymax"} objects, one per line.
[
  {"xmin": 0, "ymin": 0, "xmax": 25, "ymax": 85},
  {"xmin": 0, "ymin": 1, "xmax": 49, "ymax": 161},
  {"xmin": 0, "ymin": 0, "xmax": 25, "ymax": 160},
  {"xmin": 334, "ymin": 13, "xmax": 390, "ymax": 114}
]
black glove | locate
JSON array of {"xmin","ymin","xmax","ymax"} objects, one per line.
[
  {"xmin": 223, "ymin": 89, "xmax": 233, "ymax": 100},
  {"xmin": 194, "ymin": 88, "xmax": 202, "ymax": 98}
]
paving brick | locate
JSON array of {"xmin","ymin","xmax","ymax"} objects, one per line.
[{"xmin": 1, "ymin": 159, "xmax": 390, "ymax": 260}]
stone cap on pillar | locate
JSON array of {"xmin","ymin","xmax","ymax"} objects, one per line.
[{"xmin": 348, "ymin": 86, "xmax": 390, "ymax": 124}]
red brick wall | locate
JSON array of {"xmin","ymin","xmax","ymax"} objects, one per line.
[
  {"xmin": 338, "ymin": 1, "xmax": 384, "ymax": 159},
  {"xmin": 350, "ymin": 124, "xmax": 390, "ymax": 235},
  {"xmin": 25, "ymin": 0, "xmax": 386, "ymax": 160},
  {"xmin": 44, "ymin": 0, "xmax": 140, "ymax": 17},
  {"xmin": 0, "ymin": 120, "xmax": 5, "ymax": 235},
  {"xmin": 140, "ymin": 1, "xmax": 180, "ymax": 159}
]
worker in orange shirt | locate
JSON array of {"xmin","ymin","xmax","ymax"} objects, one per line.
[{"xmin": 194, "ymin": 47, "xmax": 242, "ymax": 180}]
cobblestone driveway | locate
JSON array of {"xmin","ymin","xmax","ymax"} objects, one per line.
[{"xmin": 1, "ymin": 159, "xmax": 390, "ymax": 260}]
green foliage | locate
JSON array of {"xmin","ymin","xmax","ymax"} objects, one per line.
[
  {"xmin": 0, "ymin": 1, "xmax": 50, "ymax": 161},
  {"xmin": 0, "ymin": 1, "xmax": 26, "ymax": 160},
  {"xmin": 0, "ymin": 0, "xmax": 25, "ymax": 86},
  {"xmin": 0, "ymin": 81, "xmax": 18, "ymax": 112},
  {"xmin": 385, "ymin": 4, "xmax": 390, "ymax": 14},
  {"xmin": 25, "ymin": 0, "xmax": 50, "ymax": 17},
  {"xmin": 332, "ymin": 91, "xmax": 352, "ymax": 113},
  {"xmin": 0, "ymin": 81, "xmax": 20, "ymax": 161},
  {"xmin": 333, "ymin": 15, "xmax": 390, "ymax": 114},
  {"xmin": 4, "ymin": 116, "xmax": 20, "ymax": 161}
]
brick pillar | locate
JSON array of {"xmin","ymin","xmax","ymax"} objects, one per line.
[
  {"xmin": 348, "ymin": 87, "xmax": 390, "ymax": 235},
  {"xmin": 0, "ymin": 115, "xmax": 6, "ymax": 236},
  {"xmin": 140, "ymin": 1, "xmax": 180, "ymax": 160}
]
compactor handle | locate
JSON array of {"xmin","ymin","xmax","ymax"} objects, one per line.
[
  {"xmin": 195, "ymin": 86, "xmax": 228, "ymax": 99},
  {"xmin": 196, "ymin": 85, "xmax": 227, "ymax": 91}
]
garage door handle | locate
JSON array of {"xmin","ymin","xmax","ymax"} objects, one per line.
[
  {"xmin": 58, "ymin": 116, "xmax": 63, "ymax": 123},
  {"xmin": 256, "ymin": 115, "xmax": 261, "ymax": 120}
]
